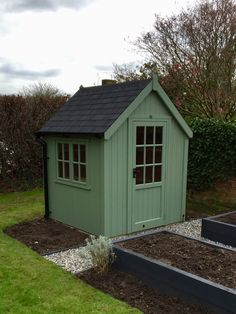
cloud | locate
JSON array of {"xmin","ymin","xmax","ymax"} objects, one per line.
[
  {"xmin": 1, "ymin": 0, "xmax": 95, "ymax": 12},
  {"xmin": 0, "ymin": 62, "xmax": 60, "ymax": 80},
  {"xmin": 94, "ymin": 64, "xmax": 113, "ymax": 71}
]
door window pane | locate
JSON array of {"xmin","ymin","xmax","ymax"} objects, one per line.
[
  {"xmin": 64, "ymin": 162, "xmax": 70, "ymax": 179},
  {"xmin": 155, "ymin": 147, "xmax": 162, "ymax": 163},
  {"xmin": 154, "ymin": 165, "xmax": 162, "ymax": 182},
  {"xmin": 64, "ymin": 144, "xmax": 69, "ymax": 161},
  {"xmin": 146, "ymin": 127, "xmax": 154, "ymax": 144},
  {"xmin": 136, "ymin": 127, "xmax": 144, "ymax": 145},
  {"xmin": 136, "ymin": 147, "xmax": 144, "ymax": 165},
  {"xmin": 155, "ymin": 127, "xmax": 163, "ymax": 144},
  {"xmin": 73, "ymin": 144, "xmax": 78, "ymax": 162},
  {"xmin": 146, "ymin": 147, "xmax": 153, "ymax": 164},
  {"xmin": 73, "ymin": 164, "xmax": 79, "ymax": 180},
  {"xmin": 80, "ymin": 164, "xmax": 86, "ymax": 182},
  {"xmin": 136, "ymin": 167, "xmax": 144, "ymax": 185},
  {"xmin": 145, "ymin": 166, "xmax": 153, "ymax": 183},
  {"xmin": 58, "ymin": 143, "xmax": 63, "ymax": 160},
  {"xmin": 58, "ymin": 161, "xmax": 63, "ymax": 178},
  {"xmin": 80, "ymin": 144, "xmax": 86, "ymax": 163}
]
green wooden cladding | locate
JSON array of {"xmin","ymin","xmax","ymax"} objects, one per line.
[{"xmin": 46, "ymin": 78, "xmax": 192, "ymax": 237}]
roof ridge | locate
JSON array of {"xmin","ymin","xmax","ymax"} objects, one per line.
[{"xmin": 80, "ymin": 78, "xmax": 151, "ymax": 90}]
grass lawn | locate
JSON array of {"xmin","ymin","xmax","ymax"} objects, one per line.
[{"xmin": 0, "ymin": 189, "xmax": 139, "ymax": 314}]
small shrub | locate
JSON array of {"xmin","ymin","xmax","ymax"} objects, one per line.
[{"xmin": 84, "ymin": 235, "xmax": 116, "ymax": 275}]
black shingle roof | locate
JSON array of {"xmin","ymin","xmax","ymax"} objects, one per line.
[{"xmin": 38, "ymin": 79, "xmax": 151, "ymax": 135}]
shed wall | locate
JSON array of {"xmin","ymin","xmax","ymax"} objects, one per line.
[
  {"xmin": 103, "ymin": 122, "xmax": 128, "ymax": 236},
  {"xmin": 46, "ymin": 136, "xmax": 104, "ymax": 235}
]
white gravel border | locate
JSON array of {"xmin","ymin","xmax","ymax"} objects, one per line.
[{"xmin": 44, "ymin": 219, "xmax": 235, "ymax": 274}]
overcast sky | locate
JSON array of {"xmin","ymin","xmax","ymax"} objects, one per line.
[{"xmin": 0, "ymin": 0, "xmax": 196, "ymax": 95}]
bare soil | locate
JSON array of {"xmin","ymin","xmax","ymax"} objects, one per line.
[
  {"xmin": 216, "ymin": 212, "xmax": 236, "ymax": 225},
  {"xmin": 4, "ymin": 218, "xmax": 89, "ymax": 254},
  {"xmin": 79, "ymin": 269, "xmax": 214, "ymax": 314},
  {"xmin": 119, "ymin": 232, "xmax": 236, "ymax": 289}
]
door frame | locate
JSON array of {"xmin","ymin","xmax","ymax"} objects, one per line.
[{"xmin": 127, "ymin": 117, "xmax": 171, "ymax": 233}]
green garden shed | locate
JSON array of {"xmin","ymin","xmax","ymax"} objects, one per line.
[{"xmin": 37, "ymin": 76, "xmax": 192, "ymax": 237}]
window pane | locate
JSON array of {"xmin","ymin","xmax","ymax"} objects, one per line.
[
  {"xmin": 146, "ymin": 127, "xmax": 154, "ymax": 144},
  {"xmin": 58, "ymin": 161, "xmax": 63, "ymax": 178},
  {"xmin": 58, "ymin": 143, "xmax": 63, "ymax": 160},
  {"xmin": 80, "ymin": 164, "xmax": 86, "ymax": 182},
  {"xmin": 146, "ymin": 147, "xmax": 153, "ymax": 164},
  {"xmin": 155, "ymin": 127, "xmax": 163, "ymax": 144},
  {"xmin": 73, "ymin": 144, "xmax": 78, "ymax": 162},
  {"xmin": 80, "ymin": 144, "xmax": 86, "ymax": 163},
  {"xmin": 136, "ymin": 127, "xmax": 144, "ymax": 145},
  {"xmin": 73, "ymin": 163, "xmax": 79, "ymax": 181},
  {"xmin": 136, "ymin": 167, "xmax": 144, "ymax": 185},
  {"xmin": 64, "ymin": 162, "xmax": 70, "ymax": 179},
  {"xmin": 136, "ymin": 147, "xmax": 144, "ymax": 165},
  {"xmin": 145, "ymin": 166, "xmax": 153, "ymax": 183},
  {"xmin": 64, "ymin": 144, "xmax": 69, "ymax": 161},
  {"xmin": 155, "ymin": 147, "xmax": 162, "ymax": 163},
  {"xmin": 154, "ymin": 165, "xmax": 162, "ymax": 182}
]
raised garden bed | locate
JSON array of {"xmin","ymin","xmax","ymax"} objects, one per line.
[
  {"xmin": 113, "ymin": 231, "xmax": 236, "ymax": 313},
  {"xmin": 202, "ymin": 211, "xmax": 236, "ymax": 247},
  {"xmin": 4, "ymin": 218, "xmax": 89, "ymax": 254}
]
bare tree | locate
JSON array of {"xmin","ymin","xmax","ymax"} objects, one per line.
[
  {"xmin": 114, "ymin": 0, "xmax": 236, "ymax": 120},
  {"xmin": 20, "ymin": 81, "xmax": 64, "ymax": 98}
]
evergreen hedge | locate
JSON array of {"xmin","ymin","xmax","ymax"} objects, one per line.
[{"xmin": 187, "ymin": 118, "xmax": 236, "ymax": 190}]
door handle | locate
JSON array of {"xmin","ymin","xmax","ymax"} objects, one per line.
[{"xmin": 133, "ymin": 168, "xmax": 137, "ymax": 178}]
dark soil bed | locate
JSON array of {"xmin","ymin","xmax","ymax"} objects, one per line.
[
  {"xmin": 79, "ymin": 269, "xmax": 214, "ymax": 314},
  {"xmin": 119, "ymin": 233, "xmax": 236, "ymax": 289},
  {"xmin": 216, "ymin": 213, "xmax": 236, "ymax": 225},
  {"xmin": 4, "ymin": 218, "xmax": 89, "ymax": 254}
]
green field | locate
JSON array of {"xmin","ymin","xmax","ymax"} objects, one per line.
[{"xmin": 0, "ymin": 189, "xmax": 139, "ymax": 314}]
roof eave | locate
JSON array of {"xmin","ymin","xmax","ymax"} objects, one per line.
[{"xmin": 35, "ymin": 131, "xmax": 104, "ymax": 139}]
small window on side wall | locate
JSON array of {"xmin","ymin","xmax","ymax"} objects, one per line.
[{"xmin": 57, "ymin": 142, "xmax": 87, "ymax": 184}]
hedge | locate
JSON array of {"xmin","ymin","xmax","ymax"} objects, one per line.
[
  {"xmin": 187, "ymin": 118, "xmax": 236, "ymax": 190},
  {"xmin": 0, "ymin": 95, "xmax": 67, "ymax": 188}
]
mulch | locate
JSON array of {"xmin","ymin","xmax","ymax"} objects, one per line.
[
  {"xmin": 119, "ymin": 232, "xmax": 236, "ymax": 289},
  {"xmin": 4, "ymin": 217, "xmax": 89, "ymax": 254},
  {"xmin": 78, "ymin": 269, "xmax": 214, "ymax": 314}
]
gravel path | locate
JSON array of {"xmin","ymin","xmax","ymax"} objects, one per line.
[{"xmin": 44, "ymin": 219, "xmax": 235, "ymax": 274}]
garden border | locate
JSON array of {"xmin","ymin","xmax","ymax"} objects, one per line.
[
  {"xmin": 201, "ymin": 211, "xmax": 236, "ymax": 247},
  {"xmin": 113, "ymin": 230, "xmax": 236, "ymax": 313}
]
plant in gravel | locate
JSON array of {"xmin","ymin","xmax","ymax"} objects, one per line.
[{"xmin": 83, "ymin": 235, "xmax": 116, "ymax": 275}]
